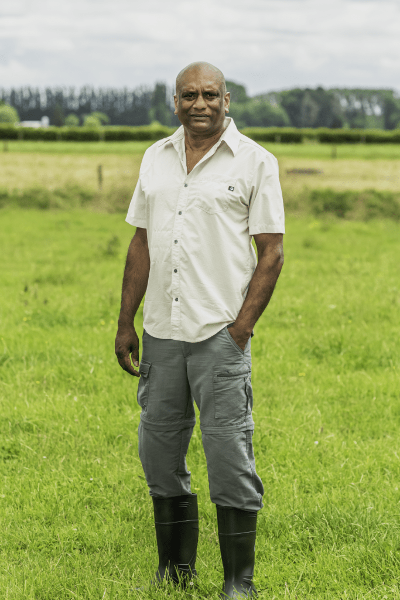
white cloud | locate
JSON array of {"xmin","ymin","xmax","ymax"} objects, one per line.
[
  {"xmin": 0, "ymin": 0, "xmax": 399, "ymax": 93},
  {"xmin": 0, "ymin": 58, "xmax": 46, "ymax": 86}
]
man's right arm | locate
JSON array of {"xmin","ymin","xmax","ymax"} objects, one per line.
[{"xmin": 115, "ymin": 227, "xmax": 150, "ymax": 377}]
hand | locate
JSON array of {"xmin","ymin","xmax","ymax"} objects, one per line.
[
  {"xmin": 115, "ymin": 323, "xmax": 140, "ymax": 377},
  {"xmin": 227, "ymin": 324, "xmax": 249, "ymax": 351}
]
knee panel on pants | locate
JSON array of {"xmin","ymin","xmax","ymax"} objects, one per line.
[{"xmin": 201, "ymin": 428, "xmax": 264, "ymax": 511}]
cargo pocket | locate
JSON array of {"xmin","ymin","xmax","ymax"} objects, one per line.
[
  {"xmin": 213, "ymin": 367, "xmax": 250, "ymax": 426},
  {"xmin": 137, "ymin": 361, "xmax": 151, "ymax": 410}
]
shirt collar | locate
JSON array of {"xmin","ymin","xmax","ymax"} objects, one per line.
[
  {"xmin": 160, "ymin": 117, "xmax": 240, "ymax": 156},
  {"xmin": 219, "ymin": 118, "xmax": 240, "ymax": 155}
]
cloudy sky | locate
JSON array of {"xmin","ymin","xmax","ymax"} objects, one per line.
[{"xmin": 1, "ymin": 0, "xmax": 399, "ymax": 95}]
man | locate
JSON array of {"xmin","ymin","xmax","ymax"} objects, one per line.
[{"xmin": 115, "ymin": 62, "xmax": 284, "ymax": 599}]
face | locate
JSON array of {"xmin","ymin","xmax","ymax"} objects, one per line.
[{"xmin": 174, "ymin": 68, "xmax": 230, "ymax": 137}]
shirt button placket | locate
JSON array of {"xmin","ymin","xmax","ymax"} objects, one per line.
[{"xmin": 171, "ymin": 181, "xmax": 189, "ymax": 338}]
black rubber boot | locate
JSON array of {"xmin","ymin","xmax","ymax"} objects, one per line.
[
  {"xmin": 152, "ymin": 494, "xmax": 199, "ymax": 587},
  {"xmin": 217, "ymin": 505, "xmax": 258, "ymax": 599}
]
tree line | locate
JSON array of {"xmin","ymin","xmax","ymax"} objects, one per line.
[{"xmin": 1, "ymin": 82, "xmax": 400, "ymax": 129}]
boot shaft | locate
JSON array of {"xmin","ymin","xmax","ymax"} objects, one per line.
[
  {"xmin": 153, "ymin": 494, "xmax": 198, "ymax": 524},
  {"xmin": 153, "ymin": 494, "xmax": 199, "ymax": 584},
  {"xmin": 217, "ymin": 505, "xmax": 258, "ymax": 598}
]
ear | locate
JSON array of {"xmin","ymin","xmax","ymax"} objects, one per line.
[
  {"xmin": 174, "ymin": 94, "xmax": 178, "ymax": 115},
  {"xmin": 224, "ymin": 91, "xmax": 230, "ymax": 114}
]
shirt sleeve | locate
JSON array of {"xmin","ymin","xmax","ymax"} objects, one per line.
[
  {"xmin": 248, "ymin": 152, "xmax": 285, "ymax": 235},
  {"xmin": 125, "ymin": 176, "xmax": 147, "ymax": 228},
  {"xmin": 125, "ymin": 149, "xmax": 151, "ymax": 228}
]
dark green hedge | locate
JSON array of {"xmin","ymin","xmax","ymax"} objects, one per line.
[
  {"xmin": 0, "ymin": 126, "xmax": 19, "ymax": 139},
  {"xmin": 316, "ymin": 128, "xmax": 400, "ymax": 144},
  {"xmin": 1, "ymin": 124, "xmax": 400, "ymax": 143},
  {"xmin": 19, "ymin": 127, "xmax": 60, "ymax": 141},
  {"xmin": 241, "ymin": 127, "xmax": 303, "ymax": 143},
  {"xmin": 104, "ymin": 126, "xmax": 175, "ymax": 141},
  {"xmin": 60, "ymin": 128, "xmax": 101, "ymax": 141}
]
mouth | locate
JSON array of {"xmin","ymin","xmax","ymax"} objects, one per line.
[{"xmin": 191, "ymin": 114, "xmax": 209, "ymax": 119}]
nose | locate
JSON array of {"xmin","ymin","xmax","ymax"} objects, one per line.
[{"xmin": 193, "ymin": 93, "xmax": 207, "ymax": 110}]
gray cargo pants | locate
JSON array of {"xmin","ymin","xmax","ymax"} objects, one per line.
[{"xmin": 137, "ymin": 325, "xmax": 264, "ymax": 511}]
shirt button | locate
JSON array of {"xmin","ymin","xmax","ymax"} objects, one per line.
[
  {"xmin": 184, "ymin": 183, "xmax": 188, "ymax": 187},
  {"xmin": 175, "ymin": 298, "xmax": 178, "ymax": 301},
  {"xmin": 178, "ymin": 211, "xmax": 182, "ymax": 215},
  {"xmin": 174, "ymin": 240, "xmax": 178, "ymax": 244},
  {"xmin": 174, "ymin": 269, "xmax": 177, "ymax": 273}
]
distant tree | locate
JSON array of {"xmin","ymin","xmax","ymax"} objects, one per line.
[
  {"xmin": 229, "ymin": 99, "xmax": 289, "ymax": 128},
  {"xmin": 83, "ymin": 114, "xmax": 102, "ymax": 128},
  {"xmin": 91, "ymin": 111, "xmax": 109, "ymax": 125},
  {"xmin": 225, "ymin": 80, "xmax": 249, "ymax": 104},
  {"xmin": 383, "ymin": 95, "xmax": 400, "ymax": 130},
  {"xmin": 65, "ymin": 113, "xmax": 80, "ymax": 127},
  {"xmin": 0, "ymin": 103, "xmax": 19, "ymax": 124},
  {"xmin": 333, "ymin": 89, "xmax": 391, "ymax": 129},
  {"xmin": 52, "ymin": 102, "xmax": 65, "ymax": 126},
  {"xmin": 300, "ymin": 91, "xmax": 320, "ymax": 127},
  {"xmin": 149, "ymin": 83, "xmax": 171, "ymax": 126},
  {"xmin": 2, "ymin": 83, "xmax": 397, "ymax": 130},
  {"xmin": 280, "ymin": 87, "xmax": 343, "ymax": 128}
]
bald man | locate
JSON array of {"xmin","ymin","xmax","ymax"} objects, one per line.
[{"xmin": 115, "ymin": 62, "xmax": 285, "ymax": 598}]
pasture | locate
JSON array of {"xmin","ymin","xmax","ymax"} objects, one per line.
[
  {"xmin": 1, "ymin": 206, "xmax": 400, "ymax": 599},
  {"xmin": 1, "ymin": 141, "xmax": 400, "ymax": 209},
  {"xmin": 0, "ymin": 140, "xmax": 400, "ymax": 598}
]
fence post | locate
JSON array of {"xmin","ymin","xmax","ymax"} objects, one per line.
[
  {"xmin": 331, "ymin": 146, "xmax": 337, "ymax": 159},
  {"xmin": 97, "ymin": 165, "xmax": 103, "ymax": 190},
  {"xmin": 3, "ymin": 140, "xmax": 8, "ymax": 152}
]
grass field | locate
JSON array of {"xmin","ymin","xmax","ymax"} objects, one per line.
[
  {"xmin": 2, "ymin": 140, "xmax": 400, "ymax": 159},
  {"xmin": 1, "ymin": 141, "xmax": 400, "ymax": 220},
  {"xmin": 1, "ymin": 207, "xmax": 399, "ymax": 599}
]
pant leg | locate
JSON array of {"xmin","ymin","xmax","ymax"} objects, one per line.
[
  {"xmin": 138, "ymin": 422, "xmax": 194, "ymax": 497},
  {"xmin": 187, "ymin": 326, "xmax": 264, "ymax": 511},
  {"xmin": 137, "ymin": 330, "xmax": 196, "ymax": 498}
]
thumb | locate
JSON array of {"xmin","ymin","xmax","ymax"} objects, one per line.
[{"xmin": 132, "ymin": 345, "xmax": 139, "ymax": 368}]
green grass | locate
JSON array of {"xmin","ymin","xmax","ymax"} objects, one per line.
[
  {"xmin": 1, "ymin": 209, "xmax": 400, "ymax": 599},
  {"xmin": 2, "ymin": 139, "xmax": 400, "ymax": 160},
  {"xmin": 1, "ymin": 142, "xmax": 400, "ymax": 218},
  {"xmin": 0, "ymin": 140, "xmax": 154, "ymax": 155}
]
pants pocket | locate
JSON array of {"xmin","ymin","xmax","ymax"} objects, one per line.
[
  {"xmin": 224, "ymin": 325, "xmax": 245, "ymax": 355},
  {"xmin": 137, "ymin": 360, "xmax": 151, "ymax": 409},
  {"xmin": 213, "ymin": 367, "xmax": 250, "ymax": 426}
]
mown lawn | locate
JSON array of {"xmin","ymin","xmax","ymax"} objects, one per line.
[{"xmin": 0, "ymin": 208, "xmax": 399, "ymax": 599}]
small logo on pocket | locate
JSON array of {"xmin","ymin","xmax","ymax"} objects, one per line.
[{"xmin": 228, "ymin": 186, "xmax": 234, "ymax": 191}]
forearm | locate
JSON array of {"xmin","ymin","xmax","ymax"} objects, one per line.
[
  {"xmin": 118, "ymin": 228, "xmax": 150, "ymax": 327},
  {"xmin": 235, "ymin": 243, "xmax": 284, "ymax": 338}
]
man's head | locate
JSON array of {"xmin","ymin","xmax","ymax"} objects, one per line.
[{"xmin": 174, "ymin": 62, "xmax": 230, "ymax": 137}]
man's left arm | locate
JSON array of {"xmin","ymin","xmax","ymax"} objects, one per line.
[{"xmin": 228, "ymin": 233, "xmax": 284, "ymax": 350}]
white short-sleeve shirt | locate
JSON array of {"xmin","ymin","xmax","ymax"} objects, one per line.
[{"xmin": 126, "ymin": 118, "xmax": 285, "ymax": 343}]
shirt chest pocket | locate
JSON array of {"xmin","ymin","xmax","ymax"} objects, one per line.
[{"xmin": 193, "ymin": 178, "xmax": 237, "ymax": 215}]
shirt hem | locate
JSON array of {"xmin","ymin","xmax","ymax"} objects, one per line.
[
  {"xmin": 249, "ymin": 224, "xmax": 285, "ymax": 235},
  {"xmin": 125, "ymin": 217, "xmax": 147, "ymax": 228},
  {"xmin": 143, "ymin": 322, "xmax": 231, "ymax": 343}
]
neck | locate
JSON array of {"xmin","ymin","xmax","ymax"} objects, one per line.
[{"xmin": 184, "ymin": 117, "xmax": 230, "ymax": 152}]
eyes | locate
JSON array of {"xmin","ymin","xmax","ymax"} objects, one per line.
[{"xmin": 182, "ymin": 92, "xmax": 219, "ymax": 100}]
